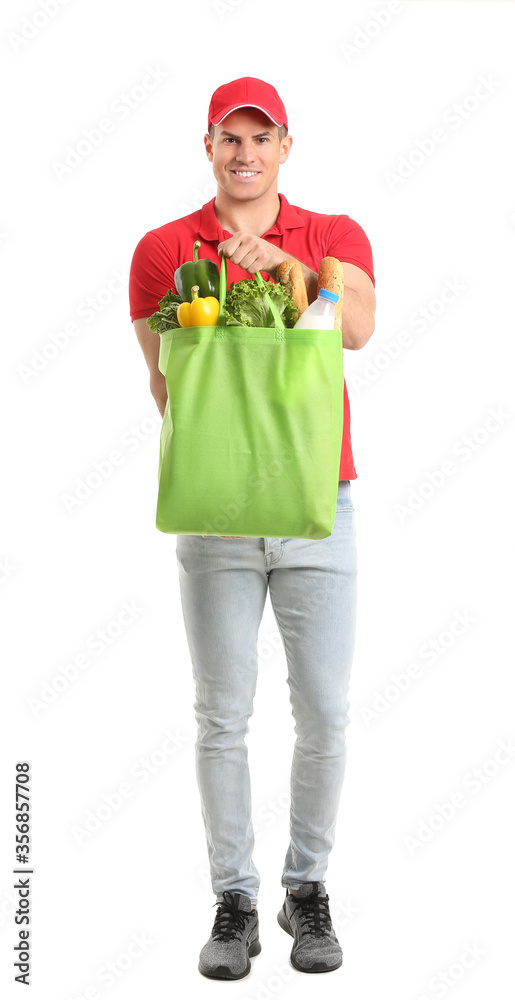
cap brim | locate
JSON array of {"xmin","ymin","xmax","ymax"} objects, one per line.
[{"xmin": 210, "ymin": 103, "xmax": 284, "ymax": 127}]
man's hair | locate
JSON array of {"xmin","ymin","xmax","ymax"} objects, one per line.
[{"xmin": 209, "ymin": 122, "xmax": 287, "ymax": 141}]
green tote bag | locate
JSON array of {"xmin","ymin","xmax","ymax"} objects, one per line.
[{"xmin": 155, "ymin": 255, "xmax": 343, "ymax": 539}]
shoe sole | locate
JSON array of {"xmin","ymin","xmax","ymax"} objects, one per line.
[
  {"xmin": 199, "ymin": 936, "xmax": 261, "ymax": 980},
  {"xmin": 277, "ymin": 906, "xmax": 342, "ymax": 974}
]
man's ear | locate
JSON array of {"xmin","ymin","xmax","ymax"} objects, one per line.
[
  {"xmin": 204, "ymin": 132, "xmax": 214, "ymax": 161},
  {"xmin": 279, "ymin": 134, "xmax": 293, "ymax": 165}
]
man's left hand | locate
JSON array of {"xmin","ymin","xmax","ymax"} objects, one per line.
[{"xmin": 218, "ymin": 233, "xmax": 284, "ymax": 276}]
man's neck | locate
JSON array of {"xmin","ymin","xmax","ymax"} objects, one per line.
[{"xmin": 213, "ymin": 189, "xmax": 281, "ymax": 237}]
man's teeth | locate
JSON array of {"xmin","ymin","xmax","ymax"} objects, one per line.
[{"xmin": 233, "ymin": 170, "xmax": 258, "ymax": 176}]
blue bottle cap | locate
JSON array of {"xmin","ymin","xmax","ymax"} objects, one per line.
[{"xmin": 318, "ymin": 288, "xmax": 339, "ymax": 303}]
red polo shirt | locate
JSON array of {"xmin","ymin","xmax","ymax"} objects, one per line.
[{"xmin": 129, "ymin": 194, "xmax": 375, "ymax": 480}]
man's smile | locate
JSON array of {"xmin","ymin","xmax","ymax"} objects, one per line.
[{"xmin": 230, "ymin": 169, "xmax": 260, "ymax": 179}]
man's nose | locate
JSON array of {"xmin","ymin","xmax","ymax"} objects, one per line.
[{"xmin": 235, "ymin": 141, "xmax": 256, "ymax": 161}]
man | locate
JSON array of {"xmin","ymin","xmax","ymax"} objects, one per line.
[{"xmin": 129, "ymin": 77, "xmax": 375, "ymax": 980}]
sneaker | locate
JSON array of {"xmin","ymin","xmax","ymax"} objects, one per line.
[
  {"xmin": 199, "ymin": 890, "xmax": 261, "ymax": 980},
  {"xmin": 277, "ymin": 881, "xmax": 342, "ymax": 973}
]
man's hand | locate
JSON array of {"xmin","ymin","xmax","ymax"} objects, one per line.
[
  {"xmin": 218, "ymin": 232, "xmax": 319, "ymax": 300},
  {"xmin": 218, "ymin": 232, "xmax": 285, "ymax": 277}
]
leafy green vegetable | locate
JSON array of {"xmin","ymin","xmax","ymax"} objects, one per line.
[
  {"xmin": 146, "ymin": 277, "xmax": 297, "ymax": 331},
  {"xmin": 146, "ymin": 289, "xmax": 183, "ymax": 333},
  {"xmin": 223, "ymin": 278, "xmax": 297, "ymax": 329}
]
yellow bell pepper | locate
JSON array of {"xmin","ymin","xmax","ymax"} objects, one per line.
[{"xmin": 177, "ymin": 285, "xmax": 219, "ymax": 327}]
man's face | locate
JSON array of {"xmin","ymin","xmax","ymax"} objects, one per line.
[{"xmin": 204, "ymin": 107, "xmax": 292, "ymax": 203}]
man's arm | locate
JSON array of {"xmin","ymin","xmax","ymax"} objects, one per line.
[
  {"xmin": 218, "ymin": 233, "xmax": 375, "ymax": 351},
  {"xmin": 334, "ymin": 261, "xmax": 376, "ymax": 351},
  {"xmin": 133, "ymin": 318, "xmax": 168, "ymax": 417}
]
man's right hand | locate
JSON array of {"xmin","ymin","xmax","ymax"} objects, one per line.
[{"xmin": 152, "ymin": 380, "xmax": 168, "ymax": 418}]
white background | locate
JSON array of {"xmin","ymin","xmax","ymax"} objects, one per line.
[{"xmin": 1, "ymin": 1, "xmax": 514, "ymax": 998}]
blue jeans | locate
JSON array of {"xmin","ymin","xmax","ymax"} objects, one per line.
[{"xmin": 175, "ymin": 480, "xmax": 357, "ymax": 905}]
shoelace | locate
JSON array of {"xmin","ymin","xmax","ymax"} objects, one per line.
[
  {"xmin": 290, "ymin": 888, "xmax": 332, "ymax": 938},
  {"xmin": 212, "ymin": 891, "xmax": 252, "ymax": 942}
]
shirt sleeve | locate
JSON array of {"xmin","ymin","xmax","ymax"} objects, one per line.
[
  {"xmin": 129, "ymin": 231, "xmax": 177, "ymax": 322},
  {"xmin": 325, "ymin": 215, "xmax": 375, "ymax": 287}
]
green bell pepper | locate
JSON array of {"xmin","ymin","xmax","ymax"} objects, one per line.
[{"xmin": 174, "ymin": 240, "xmax": 220, "ymax": 302}]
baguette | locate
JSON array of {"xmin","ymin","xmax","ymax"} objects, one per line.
[
  {"xmin": 276, "ymin": 259, "xmax": 308, "ymax": 322},
  {"xmin": 318, "ymin": 257, "xmax": 345, "ymax": 330}
]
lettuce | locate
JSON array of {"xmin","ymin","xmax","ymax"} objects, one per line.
[
  {"xmin": 223, "ymin": 278, "xmax": 296, "ymax": 329},
  {"xmin": 146, "ymin": 289, "xmax": 183, "ymax": 333}
]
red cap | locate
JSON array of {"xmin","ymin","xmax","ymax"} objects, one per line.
[{"xmin": 208, "ymin": 77, "xmax": 288, "ymax": 133}]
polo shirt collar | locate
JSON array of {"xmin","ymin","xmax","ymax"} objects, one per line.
[{"xmin": 198, "ymin": 193, "xmax": 305, "ymax": 241}]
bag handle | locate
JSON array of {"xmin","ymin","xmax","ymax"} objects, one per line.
[{"xmin": 217, "ymin": 253, "xmax": 285, "ymax": 333}]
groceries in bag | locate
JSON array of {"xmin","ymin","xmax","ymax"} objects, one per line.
[
  {"xmin": 293, "ymin": 288, "xmax": 339, "ymax": 329},
  {"xmin": 177, "ymin": 286, "xmax": 219, "ymax": 327},
  {"xmin": 223, "ymin": 275, "xmax": 296, "ymax": 328},
  {"xmin": 276, "ymin": 256, "xmax": 345, "ymax": 329},
  {"xmin": 276, "ymin": 259, "xmax": 308, "ymax": 323},
  {"xmin": 174, "ymin": 240, "xmax": 220, "ymax": 301},
  {"xmin": 317, "ymin": 257, "xmax": 345, "ymax": 329}
]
